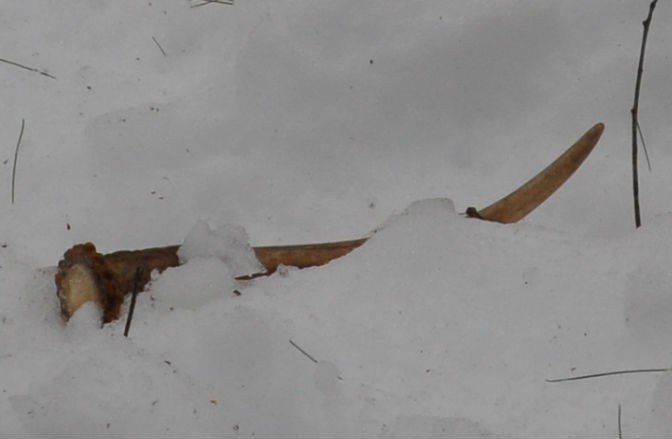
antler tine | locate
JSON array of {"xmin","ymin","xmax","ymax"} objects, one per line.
[{"xmin": 467, "ymin": 123, "xmax": 605, "ymax": 224}]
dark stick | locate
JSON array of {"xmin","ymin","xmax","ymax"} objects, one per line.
[
  {"xmin": 0, "ymin": 58, "xmax": 56, "ymax": 79},
  {"xmin": 289, "ymin": 339, "xmax": 318, "ymax": 364},
  {"xmin": 152, "ymin": 36, "xmax": 167, "ymax": 57},
  {"xmin": 124, "ymin": 266, "xmax": 144, "ymax": 337},
  {"xmin": 618, "ymin": 404, "xmax": 623, "ymax": 439},
  {"xmin": 631, "ymin": 0, "xmax": 658, "ymax": 228},
  {"xmin": 11, "ymin": 119, "xmax": 25, "ymax": 205},
  {"xmin": 546, "ymin": 367, "xmax": 669, "ymax": 383}
]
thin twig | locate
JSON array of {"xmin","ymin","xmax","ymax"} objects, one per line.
[
  {"xmin": 152, "ymin": 36, "xmax": 167, "ymax": 57},
  {"xmin": 0, "ymin": 58, "xmax": 56, "ymax": 79},
  {"xmin": 546, "ymin": 367, "xmax": 669, "ymax": 383},
  {"xmin": 191, "ymin": 0, "xmax": 233, "ymax": 8},
  {"xmin": 618, "ymin": 404, "xmax": 623, "ymax": 439},
  {"xmin": 289, "ymin": 339, "xmax": 318, "ymax": 364},
  {"xmin": 11, "ymin": 119, "xmax": 25, "ymax": 205},
  {"xmin": 636, "ymin": 121, "xmax": 652, "ymax": 171},
  {"xmin": 124, "ymin": 266, "xmax": 144, "ymax": 337},
  {"xmin": 631, "ymin": 0, "xmax": 658, "ymax": 228}
]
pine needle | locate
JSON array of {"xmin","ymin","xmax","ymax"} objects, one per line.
[{"xmin": 11, "ymin": 118, "xmax": 25, "ymax": 205}]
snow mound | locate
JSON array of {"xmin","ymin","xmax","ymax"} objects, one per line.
[
  {"xmin": 150, "ymin": 257, "xmax": 237, "ymax": 310},
  {"xmin": 177, "ymin": 219, "xmax": 264, "ymax": 276}
]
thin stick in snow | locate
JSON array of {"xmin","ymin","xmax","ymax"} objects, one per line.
[
  {"xmin": 191, "ymin": 0, "xmax": 233, "ymax": 8},
  {"xmin": 289, "ymin": 340, "xmax": 318, "ymax": 364},
  {"xmin": 0, "ymin": 58, "xmax": 56, "ymax": 79},
  {"xmin": 152, "ymin": 36, "xmax": 167, "ymax": 57},
  {"xmin": 123, "ymin": 267, "xmax": 144, "ymax": 337},
  {"xmin": 631, "ymin": 0, "xmax": 658, "ymax": 228},
  {"xmin": 11, "ymin": 118, "xmax": 25, "ymax": 205},
  {"xmin": 546, "ymin": 367, "xmax": 669, "ymax": 383}
]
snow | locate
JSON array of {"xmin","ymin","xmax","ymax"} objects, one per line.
[
  {"xmin": 2, "ymin": 0, "xmax": 672, "ymax": 436},
  {"xmin": 178, "ymin": 219, "xmax": 264, "ymax": 276}
]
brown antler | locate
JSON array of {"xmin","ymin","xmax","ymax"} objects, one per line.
[
  {"xmin": 466, "ymin": 123, "xmax": 604, "ymax": 223},
  {"xmin": 55, "ymin": 123, "xmax": 604, "ymax": 323}
]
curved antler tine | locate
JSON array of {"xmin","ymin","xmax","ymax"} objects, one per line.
[{"xmin": 467, "ymin": 122, "xmax": 605, "ymax": 224}]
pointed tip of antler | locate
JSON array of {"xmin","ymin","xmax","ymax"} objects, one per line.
[{"xmin": 468, "ymin": 122, "xmax": 605, "ymax": 224}]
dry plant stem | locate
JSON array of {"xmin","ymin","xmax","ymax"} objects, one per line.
[
  {"xmin": 546, "ymin": 367, "xmax": 669, "ymax": 383},
  {"xmin": 631, "ymin": 0, "xmax": 658, "ymax": 229},
  {"xmin": 11, "ymin": 118, "xmax": 25, "ymax": 204},
  {"xmin": 0, "ymin": 58, "xmax": 55, "ymax": 79},
  {"xmin": 191, "ymin": 0, "xmax": 233, "ymax": 7},
  {"xmin": 123, "ymin": 267, "xmax": 144, "ymax": 337},
  {"xmin": 152, "ymin": 36, "xmax": 167, "ymax": 57}
]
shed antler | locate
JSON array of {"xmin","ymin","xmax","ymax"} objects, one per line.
[{"xmin": 55, "ymin": 123, "xmax": 604, "ymax": 323}]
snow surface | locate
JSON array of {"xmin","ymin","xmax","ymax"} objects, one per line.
[{"xmin": 2, "ymin": 0, "xmax": 672, "ymax": 436}]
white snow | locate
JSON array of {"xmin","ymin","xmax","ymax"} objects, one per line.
[
  {"xmin": 2, "ymin": 0, "xmax": 672, "ymax": 436},
  {"xmin": 178, "ymin": 219, "xmax": 264, "ymax": 276}
]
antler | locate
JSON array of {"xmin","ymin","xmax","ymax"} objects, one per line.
[
  {"xmin": 55, "ymin": 123, "xmax": 604, "ymax": 323},
  {"xmin": 466, "ymin": 123, "xmax": 604, "ymax": 223}
]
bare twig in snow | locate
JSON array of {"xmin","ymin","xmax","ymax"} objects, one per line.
[
  {"xmin": 191, "ymin": 0, "xmax": 233, "ymax": 8},
  {"xmin": 152, "ymin": 36, "xmax": 167, "ymax": 57},
  {"xmin": 636, "ymin": 121, "xmax": 652, "ymax": 171},
  {"xmin": 123, "ymin": 267, "xmax": 144, "ymax": 337},
  {"xmin": 289, "ymin": 340, "xmax": 318, "ymax": 364},
  {"xmin": 11, "ymin": 118, "xmax": 25, "ymax": 205},
  {"xmin": 631, "ymin": 0, "xmax": 658, "ymax": 228},
  {"xmin": 0, "ymin": 58, "xmax": 55, "ymax": 79},
  {"xmin": 546, "ymin": 367, "xmax": 669, "ymax": 383}
]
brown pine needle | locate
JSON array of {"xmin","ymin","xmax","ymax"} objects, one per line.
[{"xmin": 546, "ymin": 367, "xmax": 670, "ymax": 383}]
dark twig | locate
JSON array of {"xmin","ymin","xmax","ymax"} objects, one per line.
[
  {"xmin": 546, "ymin": 367, "xmax": 669, "ymax": 383},
  {"xmin": 191, "ymin": 0, "xmax": 233, "ymax": 7},
  {"xmin": 11, "ymin": 119, "xmax": 25, "ymax": 205},
  {"xmin": 152, "ymin": 36, "xmax": 167, "ymax": 57},
  {"xmin": 124, "ymin": 266, "xmax": 144, "ymax": 337},
  {"xmin": 618, "ymin": 404, "xmax": 623, "ymax": 439},
  {"xmin": 0, "ymin": 58, "xmax": 56, "ymax": 79},
  {"xmin": 631, "ymin": 0, "xmax": 658, "ymax": 228},
  {"xmin": 289, "ymin": 339, "xmax": 318, "ymax": 364}
]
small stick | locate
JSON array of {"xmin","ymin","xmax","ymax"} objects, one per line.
[
  {"xmin": 11, "ymin": 118, "xmax": 25, "ymax": 205},
  {"xmin": 152, "ymin": 36, "xmax": 167, "ymax": 57},
  {"xmin": 546, "ymin": 367, "xmax": 669, "ymax": 383},
  {"xmin": 618, "ymin": 404, "xmax": 623, "ymax": 439},
  {"xmin": 124, "ymin": 266, "xmax": 144, "ymax": 337},
  {"xmin": 191, "ymin": 0, "xmax": 233, "ymax": 7},
  {"xmin": 289, "ymin": 339, "xmax": 318, "ymax": 364},
  {"xmin": 631, "ymin": 0, "xmax": 658, "ymax": 228},
  {"xmin": 0, "ymin": 58, "xmax": 56, "ymax": 79}
]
